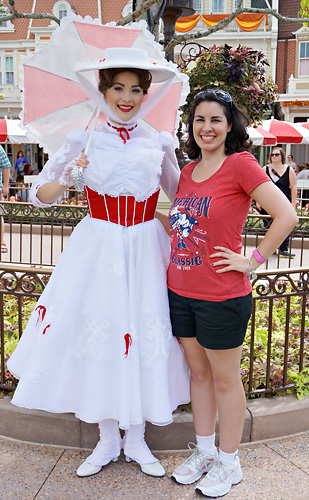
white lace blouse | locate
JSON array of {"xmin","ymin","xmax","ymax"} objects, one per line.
[{"xmin": 30, "ymin": 122, "xmax": 180, "ymax": 207}]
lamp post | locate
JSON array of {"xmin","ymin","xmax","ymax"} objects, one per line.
[{"xmin": 161, "ymin": 0, "xmax": 195, "ymax": 61}]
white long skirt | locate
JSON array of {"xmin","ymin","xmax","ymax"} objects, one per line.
[{"xmin": 8, "ymin": 215, "xmax": 190, "ymax": 428}]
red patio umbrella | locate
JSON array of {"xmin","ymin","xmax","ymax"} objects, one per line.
[
  {"xmin": 247, "ymin": 125, "xmax": 277, "ymax": 146},
  {"xmin": 0, "ymin": 119, "xmax": 37, "ymax": 143},
  {"xmin": 261, "ymin": 119, "xmax": 309, "ymax": 144},
  {"xmin": 300, "ymin": 121, "xmax": 309, "ymax": 130}
]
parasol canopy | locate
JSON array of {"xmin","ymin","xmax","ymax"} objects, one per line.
[{"xmin": 20, "ymin": 16, "xmax": 189, "ymax": 155}]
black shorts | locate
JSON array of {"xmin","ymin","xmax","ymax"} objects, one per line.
[{"xmin": 168, "ymin": 289, "xmax": 253, "ymax": 350}]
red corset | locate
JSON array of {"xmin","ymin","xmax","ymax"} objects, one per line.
[{"xmin": 84, "ymin": 186, "xmax": 160, "ymax": 227}]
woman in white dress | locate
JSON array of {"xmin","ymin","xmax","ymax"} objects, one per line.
[{"xmin": 8, "ymin": 47, "xmax": 190, "ymax": 478}]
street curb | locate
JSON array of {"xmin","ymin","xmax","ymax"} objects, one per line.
[{"xmin": 0, "ymin": 394, "xmax": 308, "ymax": 451}]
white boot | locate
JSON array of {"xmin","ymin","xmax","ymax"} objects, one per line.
[
  {"xmin": 77, "ymin": 419, "xmax": 121, "ymax": 477},
  {"xmin": 123, "ymin": 422, "xmax": 165, "ymax": 477}
]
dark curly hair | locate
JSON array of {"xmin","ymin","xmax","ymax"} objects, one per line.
[
  {"xmin": 98, "ymin": 68, "xmax": 152, "ymax": 95},
  {"xmin": 185, "ymin": 90, "xmax": 252, "ymax": 159}
]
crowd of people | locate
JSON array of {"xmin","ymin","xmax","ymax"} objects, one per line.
[
  {"xmin": 0, "ymin": 144, "xmax": 11, "ymax": 253},
  {"xmin": 3, "ymin": 23, "xmax": 302, "ymax": 498},
  {"xmin": 0, "ymin": 148, "xmax": 39, "ymax": 252}
]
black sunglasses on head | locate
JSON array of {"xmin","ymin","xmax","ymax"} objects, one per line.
[{"xmin": 194, "ymin": 89, "xmax": 232, "ymax": 106}]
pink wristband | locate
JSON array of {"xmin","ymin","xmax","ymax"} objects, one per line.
[{"xmin": 252, "ymin": 248, "xmax": 266, "ymax": 264}]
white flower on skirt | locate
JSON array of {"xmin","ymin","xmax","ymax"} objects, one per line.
[
  {"xmin": 26, "ymin": 368, "xmax": 45, "ymax": 385},
  {"xmin": 82, "ymin": 318, "xmax": 110, "ymax": 361},
  {"xmin": 145, "ymin": 318, "xmax": 172, "ymax": 360},
  {"xmin": 109, "ymin": 259, "xmax": 125, "ymax": 278}
]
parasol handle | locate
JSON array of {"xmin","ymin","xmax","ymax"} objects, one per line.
[
  {"xmin": 84, "ymin": 107, "xmax": 100, "ymax": 157},
  {"xmin": 71, "ymin": 107, "xmax": 100, "ymax": 192}
]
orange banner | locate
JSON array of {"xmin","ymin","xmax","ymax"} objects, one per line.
[
  {"xmin": 175, "ymin": 14, "xmax": 200, "ymax": 33},
  {"xmin": 175, "ymin": 13, "xmax": 268, "ymax": 33}
]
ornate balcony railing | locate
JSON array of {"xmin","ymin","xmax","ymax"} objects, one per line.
[
  {"xmin": 1, "ymin": 264, "xmax": 308, "ymax": 398},
  {"xmin": 245, "ymin": 267, "xmax": 309, "ymax": 397}
]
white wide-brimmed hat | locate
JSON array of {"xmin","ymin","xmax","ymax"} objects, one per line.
[{"xmin": 75, "ymin": 47, "xmax": 176, "ymax": 84}]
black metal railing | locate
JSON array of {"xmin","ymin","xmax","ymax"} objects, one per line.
[
  {"xmin": 1, "ymin": 201, "xmax": 308, "ymax": 268},
  {"xmin": 8, "ymin": 185, "xmax": 80, "ymax": 204},
  {"xmin": 242, "ymin": 213, "xmax": 309, "ymax": 269},
  {"xmin": 0, "ymin": 263, "xmax": 53, "ymax": 391},
  {"xmin": 1, "ymin": 264, "xmax": 308, "ymax": 398},
  {"xmin": 243, "ymin": 267, "xmax": 309, "ymax": 397},
  {"xmin": 0, "ymin": 201, "xmax": 88, "ymax": 266}
]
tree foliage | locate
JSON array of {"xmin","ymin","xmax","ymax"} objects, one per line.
[
  {"xmin": 299, "ymin": 0, "xmax": 309, "ymax": 26},
  {"xmin": 182, "ymin": 44, "xmax": 278, "ymax": 125},
  {"xmin": 299, "ymin": 0, "xmax": 309, "ymax": 15}
]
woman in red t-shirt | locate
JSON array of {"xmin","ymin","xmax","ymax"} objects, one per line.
[{"xmin": 167, "ymin": 90, "xmax": 298, "ymax": 498}]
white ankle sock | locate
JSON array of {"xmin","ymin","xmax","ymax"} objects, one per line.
[
  {"xmin": 219, "ymin": 449, "xmax": 238, "ymax": 464},
  {"xmin": 196, "ymin": 433, "xmax": 217, "ymax": 455}
]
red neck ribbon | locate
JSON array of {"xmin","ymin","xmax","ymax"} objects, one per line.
[{"xmin": 107, "ymin": 122, "xmax": 137, "ymax": 144}]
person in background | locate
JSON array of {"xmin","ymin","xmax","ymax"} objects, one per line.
[
  {"xmin": 23, "ymin": 163, "xmax": 32, "ymax": 176},
  {"xmin": 287, "ymin": 154, "xmax": 297, "ymax": 173},
  {"xmin": 14, "ymin": 150, "xmax": 29, "ymax": 176},
  {"xmin": 296, "ymin": 162, "xmax": 309, "ymax": 207},
  {"xmin": 0, "ymin": 145, "xmax": 11, "ymax": 253},
  {"xmin": 166, "ymin": 89, "xmax": 298, "ymax": 498},
  {"xmin": 14, "ymin": 174, "xmax": 28, "ymax": 202},
  {"xmin": 258, "ymin": 148, "xmax": 297, "ymax": 258}
]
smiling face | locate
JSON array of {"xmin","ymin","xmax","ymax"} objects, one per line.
[
  {"xmin": 192, "ymin": 101, "xmax": 232, "ymax": 156},
  {"xmin": 104, "ymin": 71, "xmax": 145, "ymax": 123}
]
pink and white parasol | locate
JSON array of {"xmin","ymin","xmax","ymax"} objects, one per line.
[{"xmin": 20, "ymin": 16, "xmax": 189, "ymax": 155}]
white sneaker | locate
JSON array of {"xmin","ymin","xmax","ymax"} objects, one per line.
[
  {"xmin": 195, "ymin": 457, "xmax": 243, "ymax": 497},
  {"xmin": 172, "ymin": 443, "xmax": 218, "ymax": 485}
]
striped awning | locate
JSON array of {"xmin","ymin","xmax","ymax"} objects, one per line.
[{"xmin": 0, "ymin": 119, "xmax": 37, "ymax": 143}]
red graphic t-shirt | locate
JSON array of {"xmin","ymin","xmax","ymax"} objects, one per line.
[{"xmin": 167, "ymin": 151, "xmax": 270, "ymax": 302}]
